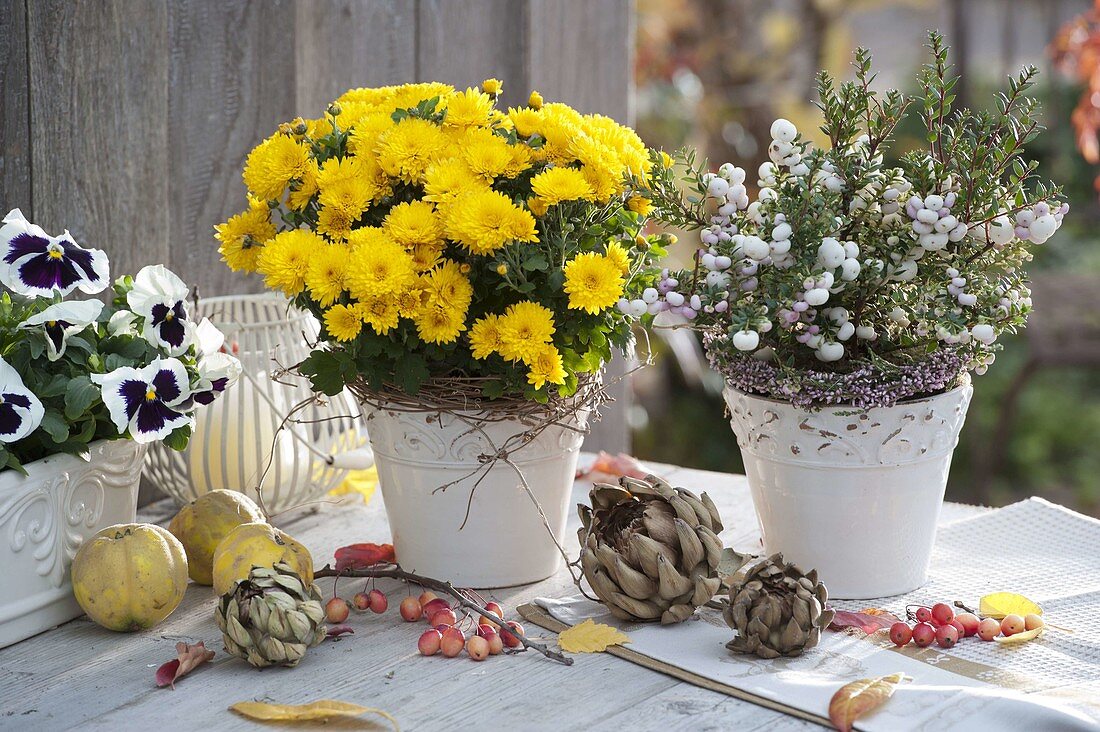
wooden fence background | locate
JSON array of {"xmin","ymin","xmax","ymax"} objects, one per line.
[{"xmin": 0, "ymin": 0, "xmax": 634, "ymax": 453}]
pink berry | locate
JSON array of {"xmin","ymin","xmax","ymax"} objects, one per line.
[
  {"xmin": 1001, "ymin": 614, "xmax": 1025, "ymax": 636},
  {"xmin": 325, "ymin": 597, "xmax": 350, "ymax": 623},
  {"xmin": 418, "ymin": 629, "xmax": 442, "ymax": 656},
  {"xmin": 423, "ymin": 598, "xmax": 450, "ymax": 619},
  {"xmin": 956, "ymin": 613, "xmax": 980, "ymax": 637},
  {"xmin": 399, "ymin": 596, "xmax": 422, "ymax": 622},
  {"xmin": 931, "ymin": 602, "xmax": 955, "ymax": 625},
  {"xmin": 1024, "ymin": 613, "xmax": 1044, "ymax": 631},
  {"xmin": 441, "ymin": 627, "xmax": 465, "ymax": 658},
  {"xmin": 466, "ymin": 635, "xmax": 490, "ymax": 661},
  {"xmin": 500, "ymin": 621, "xmax": 525, "ymax": 648},
  {"xmin": 430, "ymin": 608, "xmax": 458, "ymax": 627},
  {"xmin": 367, "ymin": 589, "xmax": 388, "ymax": 614},
  {"xmin": 915, "ymin": 607, "xmax": 933, "ymax": 624},
  {"xmin": 418, "ymin": 591, "xmax": 437, "ymax": 607},
  {"xmin": 912, "ymin": 622, "xmax": 936, "ymax": 648},
  {"xmin": 977, "ymin": 617, "xmax": 1001, "ymax": 641},
  {"xmin": 936, "ymin": 624, "xmax": 959, "ymax": 648},
  {"xmin": 948, "ymin": 619, "xmax": 966, "ymax": 637},
  {"xmin": 485, "ymin": 601, "xmax": 505, "ymax": 620},
  {"xmin": 890, "ymin": 622, "xmax": 913, "ymax": 647},
  {"xmin": 351, "ymin": 592, "xmax": 371, "ymax": 612}
]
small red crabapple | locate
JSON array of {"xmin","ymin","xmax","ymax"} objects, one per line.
[
  {"xmin": 890, "ymin": 622, "xmax": 913, "ymax": 647},
  {"xmin": 915, "ymin": 607, "xmax": 933, "ymax": 624},
  {"xmin": 948, "ymin": 619, "xmax": 966, "ymax": 637},
  {"xmin": 931, "ymin": 603, "xmax": 955, "ymax": 625},
  {"xmin": 466, "ymin": 635, "xmax": 490, "ymax": 661},
  {"xmin": 418, "ymin": 629, "xmax": 442, "ymax": 656},
  {"xmin": 1024, "ymin": 614, "xmax": 1044, "ymax": 631},
  {"xmin": 1001, "ymin": 614, "xmax": 1025, "ymax": 636},
  {"xmin": 430, "ymin": 608, "xmax": 458, "ymax": 627},
  {"xmin": 912, "ymin": 622, "xmax": 936, "ymax": 648},
  {"xmin": 977, "ymin": 617, "xmax": 1001, "ymax": 641},
  {"xmin": 955, "ymin": 613, "xmax": 980, "ymax": 637},
  {"xmin": 368, "ymin": 589, "xmax": 388, "ymax": 614},
  {"xmin": 325, "ymin": 597, "xmax": 350, "ymax": 623},
  {"xmin": 418, "ymin": 591, "xmax": 438, "ymax": 607},
  {"xmin": 500, "ymin": 621, "xmax": 525, "ymax": 648},
  {"xmin": 423, "ymin": 598, "xmax": 450, "ymax": 619},
  {"xmin": 485, "ymin": 601, "xmax": 505, "ymax": 619},
  {"xmin": 441, "ymin": 627, "xmax": 465, "ymax": 657},
  {"xmin": 399, "ymin": 596, "xmax": 422, "ymax": 622},
  {"xmin": 351, "ymin": 592, "xmax": 371, "ymax": 612},
  {"xmin": 935, "ymin": 624, "xmax": 959, "ymax": 648}
]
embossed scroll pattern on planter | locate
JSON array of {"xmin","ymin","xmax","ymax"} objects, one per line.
[
  {"xmin": 725, "ymin": 385, "xmax": 974, "ymax": 468},
  {"xmin": 0, "ymin": 441, "xmax": 146, "ymax": 588}
]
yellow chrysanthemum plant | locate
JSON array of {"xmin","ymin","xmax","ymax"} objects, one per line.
[{"xmin": 217, "ymin": 80, "xmax": 672, "ymax": 402}]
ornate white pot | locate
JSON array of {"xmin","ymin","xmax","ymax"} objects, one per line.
[
  {"xmin": 0, "ymin": 440, "xmax": 147, "ymax": 648},
  {"xmin": 724, "ymin": 380, "xmax": 972, "ymax": 599},
  {"xmin": 364, "ymin": 404, "xmax": 589, "ymax": 587}
]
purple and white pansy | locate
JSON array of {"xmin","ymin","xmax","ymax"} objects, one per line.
[
  {"xmin": 191, "ymin": 318, "xmax": 241, "ymax": 405},
  {"xmin": 19, "ymin": 299, "xmax": 104, "ymax": 361},
  {"xmin": 92, "ymin": 358, "xmax": 194, "ymax": 443},
  {"xmin": 126, "ymin": 265, "xmax": 192, "ymax": 356},
  {"xmin": 0, "ymin": 357, "xmax": 44, "ymax": 443},
  {"xmin": 0, "ymin": 209, "xmax": 109, "ymax": 298}
]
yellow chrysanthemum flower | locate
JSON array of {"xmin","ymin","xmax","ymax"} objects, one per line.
[
  {"xmin": 394, "ymin": 286, "xmax": 427, "ymax": 318},
  {"xmin": 528, "ymin": 90, "xmax": 544, "ymax": 110},
  {"xmin": 421, "ymin": 260, "xmax": 473, "ymax": 310},
  {"xmin": 324, "ymin": 304, "xmax": 363, "ymax": 342},
  {"xmin": 530, "ymin": 167, "xmax": 595, "ymax": 205},
  {"xmin": 316, "ymin": 205, "xmax": 358, "ymax": 243},
  {"xmin": 458, "ymin": 128, "xmax": 530, "ymax": 183},
  {"xmin": 481, "ymin": 78, "xmax": 503, "ymax": 96},
  {"xmin": 443, "ymin": 87, "xmax": 494, "ymax": 129},
  {"xmin": 507, "ymin": 107, "xmax": 543, "ymax": 139},
  {"xmin": 346, "ymin": 112, "xmax": 394, "ymax": 157},
  {"xmin": 305, "ymin": 246, "xmax": 351, "ymax": 307},
  {"xmin": 527, "ymin": 197, "xmax": 549, "ymax": 218},
  {"xmin": 346, "ymin": 232, "xmax": 418, "ymax": 298},
  {"xmin": 215, "ymin": 200, "xmax": 276, "ymax": 273},
  {"xmin": 256, "ymin": 229, "xmax": 323, "ymax": 296},
  {"xmin": 445, "ymin": 189, "xmax": 538, "ymax": 255},
  {"xmin": 468, "ymin": 314, "xmax": 505, "ymax": 360},
  {"xmin": 563, "ymin": 252, "xmax": 625, "ymax": 314},
  {"xmin": 384, "ymin": 201, "xmax": 444, "ymax": 248},
  {"xmin": 605, "ymin": 240, "xmax": 631, "ymax": 275},
  {"xmin": 377, "ymin": 118, "xmax": 446, "ymax": 183},
  {"xmin": 498, "ymin": 301, "xmax": 555, "ymax": 362},
  {"xmin": 243, "ymin": 134, "xmax": 313, "ymax": 201},
  {"xmin": 393, "ymin": 82, "xmax": 455, "ymax": 110},
  {"xmin": 357, "ymin": 295, "xmax": 401, "ymax": 335},
  {"xmin": 626, "ymin": 195, "xmax": 653, "ymax": 217},
  {"xmin": 414, "ymin": 303, "xmax": 466, "ymax": 345},
  {"xmin": 525, "ymin": 343, "xmax": 567, "ymax": 390},
  {"xmin": 285, "ymin": 159, "xmax": 320, "ymax": 211},
  {"xmin": 409, "ymin": 242, "xmax": 444, "ymax": 272},
  {"xmin": 423, "ymin": 158, "xmax": 485, "ymax": 206}
]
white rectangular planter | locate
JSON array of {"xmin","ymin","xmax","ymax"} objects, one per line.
[{"xmin": 0, "ymin": 439, "xmax": 147, "ymax": 648}]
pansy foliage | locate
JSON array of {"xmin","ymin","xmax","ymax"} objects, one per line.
[{"xmin": 0, "ymin": 209, "xmax": 238, "ymax": 473}]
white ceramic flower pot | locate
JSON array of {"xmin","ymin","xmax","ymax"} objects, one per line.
[
  {"xmin": 364, "ymin": 403, "xmax": 589, "ymax": 587},
  {"xmin": 724, "ymin": 380, "xmax": 972, "ymax": 599},
  {"xmin": 0, "ymin": 439, "xmax": 147, "ymax": 648}
]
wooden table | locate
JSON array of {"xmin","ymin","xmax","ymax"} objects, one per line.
[{"xmin": 0, "ymin": 459, "xmax": 988, "ymax": 731}]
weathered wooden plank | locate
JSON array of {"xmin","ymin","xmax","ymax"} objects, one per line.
[
  {"xmin": 25, "ymin": 0, "xmax": 169, "ymax": 276},
  {"xmin": 295, "ymin": 0, "xmax": 417, "ymax": 115},
  {"xmin": 416, "ymin": 0, "xmax": 529, "ymax": 107},
  {"xmin": 528, "ymin": 0, "xmax": 635, "ymax": 454},
  {"xmin": 167, "ymin": 0, "xmax": 298, "ymax": 296},
  {"xmin": 0, "ymin": 0, "xmax": 30, "ymax": 213}
]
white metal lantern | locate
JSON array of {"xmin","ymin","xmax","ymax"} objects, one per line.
[{"xmin": 146, "ymin": 294, "xmax": 372, "ymax": 514}]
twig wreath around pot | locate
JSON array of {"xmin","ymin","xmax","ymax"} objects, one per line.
[
  {"xmin": 218, "ymin": 79, "xmax": 673, "ymax": 587},
  {"xmin": 637, "ymin": 33, "xmax": 1067, "ymax": 599}
]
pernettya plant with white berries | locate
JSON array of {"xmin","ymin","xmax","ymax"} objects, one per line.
[{"xmin": 638, "ymin": 32, "xmax": 1067, "ymax": 408}]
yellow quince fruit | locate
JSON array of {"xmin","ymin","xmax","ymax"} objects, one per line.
[
  {"xmin": 211, "ymin": 522, "xmax": 314, "ymax": 596},
  {"xmin": 168, "ymin": 490, "xmax": 266, "ymax": 585},
  {"xmin": 71, "ymin": 523, "xmax": 189, "ymax": 632}
]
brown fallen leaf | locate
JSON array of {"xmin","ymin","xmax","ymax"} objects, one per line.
[
  {"xmin": 829, "ymin": 609, "xmax": 900, "ymax": 635},
  {"xmin": 326, "ymin": 624, "xmax": 355, "ymax": 639},
  {"xmin": 155, "ymin": 641, "xmax": 215, "ymax": 689},
  {"xmin": 558, "ymin": 618, "xmax": 631, "ymax": 653},
  {"xmin": 229, "ymin": 700, "xmax": 398, "ymax": 729},
  {"xmin": 828, "ymin": 672, "xmax": 908, "ymax": 732}
]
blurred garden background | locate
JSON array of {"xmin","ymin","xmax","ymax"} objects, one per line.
[{"xmin": 629, "ymin": 0, "xmax": 1100, "ymax": 516}]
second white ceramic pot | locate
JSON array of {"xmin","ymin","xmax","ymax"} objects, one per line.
[
  {"xmin": 364, "ymin": 402, "xmax": 589, "ymax": 587},
  {"xmin": 724, "ymin": 379, "xmax": 973, "ymax": 599}
]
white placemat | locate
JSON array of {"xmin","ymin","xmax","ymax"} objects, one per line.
[{"xmin": 538, "ymin": 498, "xmax": 1100, "ymax": 731}]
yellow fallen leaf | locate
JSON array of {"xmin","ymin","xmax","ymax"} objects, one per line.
[
  {"xmin": 230, "ymin": 700, "xmax": 398, "ymax": 729},
  {"xmin": 829, "ymin": 673, "xmax": 909, "ymax": 732},
  {"xmin": 979, "ymin": 592, "xmax": 1043, "ymax": 619},
  {"xmin": 995, "ymin": 627, "xmax": 1045, "ymax": 645},
  {"xmin": 558, "ymin": 618, "xmax": 631, "ymax": 653}
]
